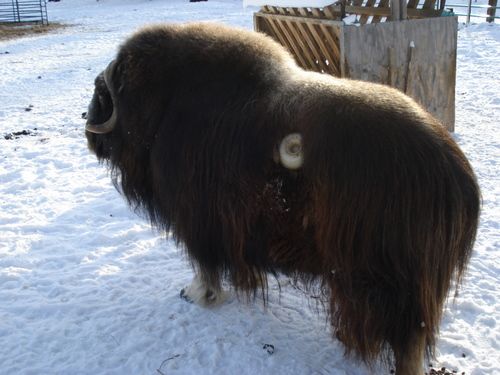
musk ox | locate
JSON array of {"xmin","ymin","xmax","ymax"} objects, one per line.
[{"xmin": 85, "ymin": 22, "xmax": 480, "ymax": 374}]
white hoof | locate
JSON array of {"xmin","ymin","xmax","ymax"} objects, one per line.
[{"xmin": 180, "ymin": 275, "xmax": 227, "ymax": 307}]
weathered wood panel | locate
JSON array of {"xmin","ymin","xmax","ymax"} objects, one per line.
[
  {"xmin": 342, "ymin": 17, "xmax": 457, "ymax": 131},
  {"xmin": 254, "ymin": 7, "xmax": 457, "ymax": 131},
  {"xmin": 255, "ymin": 13, "xmax": 344, "ymax": 75}
]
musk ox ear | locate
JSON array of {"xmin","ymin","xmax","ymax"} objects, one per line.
[{"xmin": 85, "ymin": 60, "xmax": 118, "ymax": 134}]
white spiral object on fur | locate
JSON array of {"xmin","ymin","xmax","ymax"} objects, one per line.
[{"xmin": 279, "ymin": 133, "xmax": 303, "ymax": 170}]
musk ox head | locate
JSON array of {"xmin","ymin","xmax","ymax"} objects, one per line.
[
  {"xmin": 85, "ymin": 23, "xmax": 480, "ymax": 375},
  {"xmin": 85, "ymin": 60, "xmax": 120, "ymax": 161}
]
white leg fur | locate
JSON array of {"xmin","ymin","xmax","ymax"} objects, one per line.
[{"xmin": 180, "ymin": 274, "xmax": 228, "ymax": 307}]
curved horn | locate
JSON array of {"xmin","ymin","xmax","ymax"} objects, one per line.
[
  {"xmin": 279, "ymin": 133, "xmax": 303, "ymax": 170},
  {"xmin": 85, "ymin": 60, "xmax": 118, "ymax": 134}
]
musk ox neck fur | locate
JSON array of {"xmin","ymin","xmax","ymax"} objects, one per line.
[{"xmin": 85, "ymin": 22, "xmax": 480, "ymax": 374}]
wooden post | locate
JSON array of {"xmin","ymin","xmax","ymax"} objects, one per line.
[
  {"xmin": 388, "ymin": 47, "xmax": 396, "ymax": 86},
  {"xmin": 487, "ymin": 0, "xmax": 497, "ymax": 22},
  {"xmin": 401, "ymin": 0, "xmax": 408, "ymax": 19},
  {"xmin": 391, "ymin": 0, "xmax": 408, "ymax": 20},
  {"xmin": 404, "ymin": 40, "xmax": 415, "ymax": 94}
]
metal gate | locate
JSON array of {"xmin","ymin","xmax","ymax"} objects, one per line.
[{"xmin": 0, "ymin": 0, "xmax": 48, "ymax": 25}]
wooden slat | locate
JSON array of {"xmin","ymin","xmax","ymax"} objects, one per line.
[
  {"xmin": 310, "ymin": 7, "xmax": 327, "ymax": 18},
  {"xmin": 267, "ymin": 10, "xmax": 315, "ymax": 70},
  {"xmin": 316, "ymin": 24, "xmax": 343, "ymax": 75},
  {"xmin": 294, "ymin": 7, "xmax": 341, "ymax": 75},
  {"xmin": 266, "ymin": 7, "xmax": 307, "ymax": 68},
  {"xmin": 295, "ymin": 9, "xmax": 335, "ymax": 57},
  {"xmin": 259, "ymin": 3, "xmax": 441, "ymax": 19},
  {"xmin": 310, "ymin": 24, "xmax": 341, "ymax": 75},
  {"xmin": 272, "ymin": 5, "xmax": 284, "ymax": 14},
  {"xmin": 286, "ymin": 20, "xmax": 320, "ymax": 70},
  {"xmin": 274, "ymin": 6, "xmax": 320, "ymax": 71},
  {"xmin": 289, "ymin": 8, "xmax": 331, "ymax": 72},
  {"xmin": 275, "ymin": 7, "xmax": 320, "ymax": 71},
  {"xmin": 257, "ymin": 11, "xmax": 343, "ymax": 76},
  {"xmin": 323, "ymin": 4, "xmax": 343, "ymax": 20},
  {"xmin": 407, "ymin": 0, "xmax": 421, "ymax": 9},
  {"xmin": 281, "ymin": 14, "xmax": 316, "ymax": 70},
  {"xmin": 422, "ymin": 0, "xmax": 437, "ymax": 9},
  {"xmin": 359, "ymin": 0, "xmax": 377, "ymax": 24},
  {"xmin": 265, "ymin": 19, "xmax": 294, "ymax": 53},
  {"xmin": 372, "ymin": 0, "xmax": 390, "ymax": 23},
  {"xmin": 345, "ymin": 5, "xmax": 441, "ymax": 17},
  {"xmin": 255, "ymin": 12, "xmax": 347, "ymax": 26},
  {"xmin": 296, "ymin": 7, "xmax": 317, "ymax": 18}
]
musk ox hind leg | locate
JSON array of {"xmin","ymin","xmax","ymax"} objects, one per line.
[
  {"xmin": 180, "ymin": 267, "xmax": 228, "ymax": 307},
  {"xmin": 393, "ymin": 333, "xmax": 427, "ymax": 375}
]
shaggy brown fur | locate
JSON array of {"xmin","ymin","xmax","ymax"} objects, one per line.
[{"xmin": 85, "ymin": 22, "xmax": 480, "ymax": 374}]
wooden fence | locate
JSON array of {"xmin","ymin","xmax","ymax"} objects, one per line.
[{"xmin": 254, "ymin": 0, "xmax": 458, "ymax": 131}]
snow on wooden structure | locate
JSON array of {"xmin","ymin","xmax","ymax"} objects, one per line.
[{"xmin": 254, "ymin": 0, "xmax": 457, "ymax": 131}]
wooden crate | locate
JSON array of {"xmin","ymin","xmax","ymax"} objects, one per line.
[{"xmin": 254, "ymin": 1, "xmax": 457, "ymax": 131}]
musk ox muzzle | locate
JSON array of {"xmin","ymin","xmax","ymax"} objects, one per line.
[{"xmin": 84, "ymin": 22, "xmax": 481, "ymax": 375}]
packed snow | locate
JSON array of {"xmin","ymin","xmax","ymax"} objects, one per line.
[{"xmin": 0, "ymin": 1, "xmax": 498, "ymax": 374}]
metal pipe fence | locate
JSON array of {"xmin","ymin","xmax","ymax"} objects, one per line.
[
  {"xmin": 0, "ymin": 0, "xmax": 48, "ymax": 25},
  {"xmin": 446, "ymin": 0, "xmax": 498, "ymax": 23}
]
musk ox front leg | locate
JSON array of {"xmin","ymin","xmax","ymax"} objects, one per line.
[{"xmin": 180, "ymin": 269, "xmax": 228, "ymax": 307}]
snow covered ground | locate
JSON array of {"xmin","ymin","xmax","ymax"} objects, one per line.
[{"xmin": 0, "ymin": 1, "xmax": 498, "ymax": 374}]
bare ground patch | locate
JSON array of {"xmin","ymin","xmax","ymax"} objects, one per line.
[{"xmin": 0, "ymin": 22, "xmax": 67, "ymax": 41}]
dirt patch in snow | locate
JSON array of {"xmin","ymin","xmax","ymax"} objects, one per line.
[
  {"xmin": 0, "ymin": 22, "xmax": 67, "ymax": 41},
  {"xmin": 3, "ymin": 129, "xmax": 38, "ymax": 140}
]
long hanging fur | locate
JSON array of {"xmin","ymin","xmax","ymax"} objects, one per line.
[
  {"xmin": 297, "ymin": 77, "xmax": 480, "ymax": 367},
  {"xmin": 85, "ymin": 22, "xmax": 481, "ymax": 373}
]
